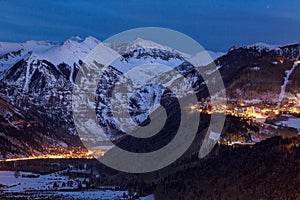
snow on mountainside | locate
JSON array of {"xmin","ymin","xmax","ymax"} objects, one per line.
[
  {"xmin": 0, "ymin": 37, "xmax": 221, "ymax": 80},
  {"xmin": 1, "ymin": 35, "xmax": 300, "ymax": 158},
  {"xmin": 0, "ymin": 36, "xmax": 222, "ymax": 156},
  {"xmin": 219, "ymin": 42, "xmax": 300, "ymax": 103},
  {"xmin": 0, "ymin": 36, "xmax": 103, "ymax": 157},
  {"xmin": 0, "ymin": 40, "xmax": 58, "ymax": 55},
  {"xmin": 185, "ymin": 50, "xmax": 225, "ymax": 66},
  {"xmin": 107, "ymin": 38, "xmax": 223, "ymax": 67},
  {"xmin": 0, "ymin": 36, "xmax": 100, "ymax": 74},
  {"xmin": 0, "ymin": 40, "xmax": 59, "ymax": 78},
  {"xmin": 35, "ymin": 36, "xmax": 100, "ymax": 66},
  {"xmin": 107, "ymin": 37, "xmax": 178, "ymax": 55},
  {"xmin": 245, "ymin": 42, "xmax": 280, "ymax": 51}
]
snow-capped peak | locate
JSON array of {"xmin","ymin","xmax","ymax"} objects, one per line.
[
  {"xmin": 61, "ymin": 36, "xmax": 100, "ymax": 48},
  {"xmin": 0, "ymin": 36, "xmax": 101, "ymax": 66},
  {"xmin": 106, "ymin": 37, "xmax": 224, "ymax": 66},
  {"xmin": 83, "ymin": 36, "xmax": 101, "ymax": 46},
  {"xmin": 131, "ymin": 37, "xmax": 175, "ymax": 52},
  {"xmin": 106, "ymin": 37, "xmax": 178, "ymax": 56},
  {"xmin": 65, "ymin": 36, "xmax": 84, "ymax": 43},
  {"xmin": 245, "ymin": 42, "xmax": 280, "ymax": 51},
  {"xmin": 0, "ymin": 36, "xmax": 103, "ymax": 81},
  {"xmin": 0, "ymin": 40, "xmax": 59, "ymax": 56},
  {"xmin": 33, "ymin": 36, "xmax": 101, "ymax": 66}
]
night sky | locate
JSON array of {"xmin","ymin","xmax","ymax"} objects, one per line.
[{"xmin": 1, "ymin": 0, "xmax": 300, "ymax": 51}]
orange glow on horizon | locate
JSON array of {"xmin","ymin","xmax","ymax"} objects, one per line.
[{"xmin": 0, "ymin": 146, "xmax": 108, "ymax": 162}]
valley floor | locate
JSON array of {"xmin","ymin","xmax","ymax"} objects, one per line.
[{"xmin": 0, "ymin": 170, "xmax": 154, "ymax": 200}]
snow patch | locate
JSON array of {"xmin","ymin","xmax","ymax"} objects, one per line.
[
  {"xmin": 246, "ymin": 42, "xmax": 279, "ymax": 51},
  {"xmin": 275, "ymin": 115, "xmax": 300, "ymax": 133},
  {"xmin": 278, "ymin": 54, "xmax": 300, "ymax": 107},
  {"xmin": 250, "ymin": 66, "xmax": 261, "ymax": 71}
]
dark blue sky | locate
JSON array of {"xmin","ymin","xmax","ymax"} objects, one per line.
[{"xmin": 1, "ymin": 0, "xmax": 300, "ymax": 51}]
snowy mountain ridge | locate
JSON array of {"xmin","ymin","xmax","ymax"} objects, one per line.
[
  {"xmin": 0, "ymin": 36, "xmax": 300, "ymax": 157},
  {"xmin": 246, "ymin": 42, "xmax": 280, "ymax": 51},
  {"xmin": 107, "ymin": 37, "xmax": 223, "ymax": 66}
]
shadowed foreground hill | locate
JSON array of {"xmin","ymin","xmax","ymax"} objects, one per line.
[{"xmin": 154, "ymin": 136, "xmax": 300, "ymax": 200}]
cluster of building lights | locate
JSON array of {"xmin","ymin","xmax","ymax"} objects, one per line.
[
  {"xmin": 4, "ymin": 97, "xmax": 300, "ymax": 162},
  {"xmin": 189, "ymin": 99, "xmax": 300, "ymax": 119}
]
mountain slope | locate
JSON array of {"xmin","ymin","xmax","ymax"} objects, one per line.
[
  {"xmin": 0, "ymin": 95, "xmax": 72, "ymax": 159},
  {"xmin": 0, "ymin": 36, "xmax": 299, "ymax": 158}
]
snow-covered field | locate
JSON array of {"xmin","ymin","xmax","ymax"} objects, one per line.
[
  {"xmin": 1, "ymin": 171, "xmax": 66, "ymax": 191},
  {"xmin": 0, "ymin": 170, "xmax": 155, "ymax": 199},
  {"xmin": 275, "ymin": 115, "xmax": 300, "ymax": 133},
  {"xmin": 10, "ymin": 190, "xmax": 134, "ymax": 200},
  {"xmin": 25, "ymin": 191, "xmax": 154, "ymax": 200}
]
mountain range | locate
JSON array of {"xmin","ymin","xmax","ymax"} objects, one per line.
[{"xmin": 0, "ymin": 36, "xmax": 299, "ymax": 158}]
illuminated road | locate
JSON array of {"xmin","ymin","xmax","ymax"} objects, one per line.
[{"xmin": 0, "ymin": 155, "xmax": 93, "ymax": 162}]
